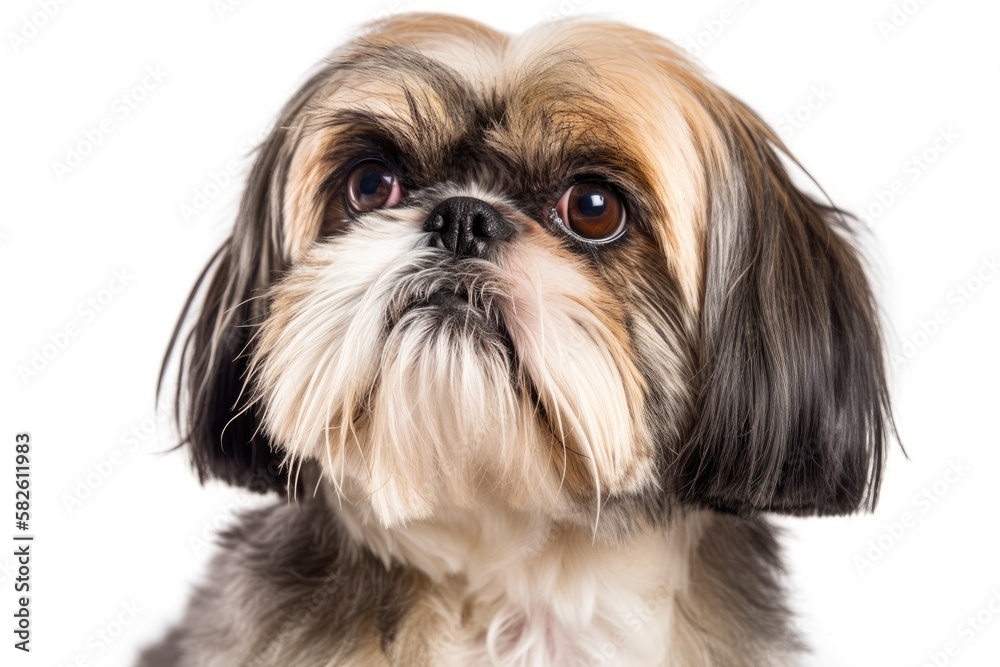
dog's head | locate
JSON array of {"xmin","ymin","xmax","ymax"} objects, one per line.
[{"xmin": 166, "ymin": 14, "xmax": 893, "ymax": 528}]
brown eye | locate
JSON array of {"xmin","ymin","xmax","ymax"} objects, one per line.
[
  {"xmin": 554, "ymin": 182, "xmax": 625, "ymax": 242},
  {"xmin": 346, "ymin": 161, "xmax": 403, "ymax": 213}
]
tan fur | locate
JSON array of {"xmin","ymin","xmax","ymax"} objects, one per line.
[
  {"xmin": 242, "ymin": 13, "xmax": 799, "ymax": 660},
  {"xmin": 256, "ymin": 17, "xmax": 742, "ymax": 524},
  {"xmin": 146, "ymin": 12, "xmax": 889, "ymax": 667},
  {"xmin": 276, "ymin": 18, "xmax": 737, "ymax": 317}
]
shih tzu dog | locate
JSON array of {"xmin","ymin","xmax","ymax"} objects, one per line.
[{"xmin": 141, "ymin": 13, "xmax": 893, "ymax": 667}]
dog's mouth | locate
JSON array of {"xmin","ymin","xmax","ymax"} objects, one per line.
[
  {"xmin": 387, "ymin": 280, "xmax": 496, "ymax": 329},
  {"xmin": 385, "ymin": 282, "xmax": 516, "ymax": 361}
]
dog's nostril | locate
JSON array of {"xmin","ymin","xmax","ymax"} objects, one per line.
[
  {"xmin": 425, "ymin": 212, "xmax": 445, "ymax": 232},
  {"xmin": 424, "ymin": 197, "xmax": 513, "ymax": 257},
  {"xmin": 472, "ymin": 213, "xmax": 495, "ymax": 239}
]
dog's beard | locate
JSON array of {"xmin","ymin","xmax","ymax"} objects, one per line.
[{"xmin": 250, "ymin": 197, "xmax": 652, "ymax": 527}]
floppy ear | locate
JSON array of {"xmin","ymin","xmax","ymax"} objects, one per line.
[
  {"xmin": 676, "ymin": 98, "xmax": 894, "ymax": 516},
  {"xmin": 160, "ymin": 69, "xmax": 335, "ymax": 493},
  {"xmin": 160, "ymin": 138, "xmax": 287, "ymax": 492}
]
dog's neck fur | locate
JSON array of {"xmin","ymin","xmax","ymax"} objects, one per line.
[
  {"xmin": 138, "ymin": 489, "xmax": 800, "ymax": 667},
  {"xmin": 333, "ymin": 492, "xmax": 797, "ymax": 667},
  {"xmin": 336, "ymin": 498, "xmax": 688, "ymax": 666}
]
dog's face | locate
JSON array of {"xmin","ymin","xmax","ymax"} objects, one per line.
[{"xmin": 169, "ymin": 15, "xmax": 892, "ymax": 529}]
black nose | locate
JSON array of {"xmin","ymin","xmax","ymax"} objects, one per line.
[{"xmin": 424, "ymin": 197, "xmax": 514, "ymax": 257}]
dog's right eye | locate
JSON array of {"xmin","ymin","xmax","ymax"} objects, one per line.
[
  {"xmin": 346, "ymin": 161, "xmax": 403, "ymax": 213},
  {"xmin": 552, "ymin": 182, "xmax": 626, "ymax": 243}
]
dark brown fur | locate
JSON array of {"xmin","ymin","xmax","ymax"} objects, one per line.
[{"xmin": 146, "ymin": 14, "xmax": 893, "ymax": 666}]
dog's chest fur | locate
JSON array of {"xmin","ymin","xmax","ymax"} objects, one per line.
[
  {"xmin": 139, "ymin": 498, "xmax": 799, "ymax": 667},
  {"xmin": 344, "ymin": 504, "xmax": 692, "ymax": 666}
]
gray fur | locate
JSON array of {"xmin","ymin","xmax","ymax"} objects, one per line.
[
  {"xmin": 148, "ymin": 15, "xmax": 893, "ymax": 666},
  {"xmin": 137, "ymin": 497, "xmax": 420, "ymax": 666},
  {"xmin": 137, "ymin": 499, "xmax": 799, "ymax": 666}
]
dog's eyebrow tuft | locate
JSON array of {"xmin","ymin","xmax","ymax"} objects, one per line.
[
  {"xmin": 311, "ymin": 45, "xmax": 486, "ymax": 179},
  {"xmin": 338, "ymin": 44, "xmax": 476, "ymax": 116}
]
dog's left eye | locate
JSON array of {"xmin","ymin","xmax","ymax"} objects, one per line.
[
  {"xmin": 346, "ymin": 161, "xmax": 403, "ymax": 213},
  {"xmin": 553, "ymin": 182, "xmax": 626, "ymax": 243}
]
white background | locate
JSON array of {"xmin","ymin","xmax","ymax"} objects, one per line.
[{"xmin": 2, "ymin": 0, "xmax": 998, "ymax": 665}]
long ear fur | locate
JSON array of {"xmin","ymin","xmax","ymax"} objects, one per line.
[
  {"xmin": 677, "ymin": 98, "xmax": 894, "ymax": 516},
  {"xmin": 160, "ymin": 68, "xmax": 336, "ymax": 493}
]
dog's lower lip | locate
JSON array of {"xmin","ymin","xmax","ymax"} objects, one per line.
[{"xmin": 386, "ymin": 288, "xmax": 476, "ymax": 329}]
